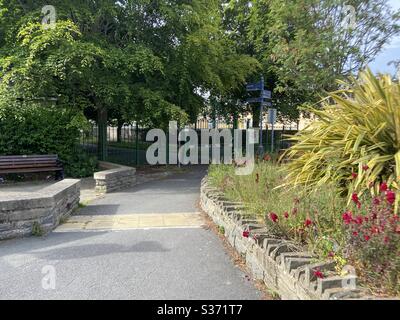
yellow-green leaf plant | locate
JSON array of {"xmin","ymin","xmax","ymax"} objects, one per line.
[{"xmin": 282, "ymin": 69, "xmax": 400, "ymax": 212}]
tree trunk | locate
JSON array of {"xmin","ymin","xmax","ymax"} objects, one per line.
[
  {"xmin": 117, "ymin": 119, "xmax": 124, "ymax": 143},
  {"xmin": 97, "ymin": 106, "xmax": 108, "ymax": 161}
]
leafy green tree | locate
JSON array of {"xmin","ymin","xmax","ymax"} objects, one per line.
[
  {"xmin": 222, "ymin": 0, "xmax": 400, "ymax": 123},
  {"xmin": 0, "ymin": 0, "xmax": 258, "ymax": 161}
]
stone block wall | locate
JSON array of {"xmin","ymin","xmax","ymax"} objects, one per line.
[
  {"xmin": 200, "ymin": 177, "xmax": 368, "ymax": 300},
  {"xmin": 0, "ymin": 179, "xmax": 80, "ymax": 240},
  {"xmin": 94, "ymin": 162, "xmax": 137, "ymax": 194}
]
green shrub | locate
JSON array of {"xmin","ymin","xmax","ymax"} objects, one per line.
[
  {"xmin": 0, "ymin": 103, "xmax": 97, "ymax": 178},
  {"xmin": 64, "ymin": 148, "xmax": 98, "ymax": 178},
  {"xmin": 283, "ymin": 70, "xmax": 400, "ymax": 212}
]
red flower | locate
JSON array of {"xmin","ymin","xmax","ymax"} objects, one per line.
[
  {"xmin": 364, "ymin": 235, "xmax": 370, "ymax": 241},
  {"xmin": 351, "ymin": 172, "xmax": 358, "ymax": 179},
  {"xmin": 353, "ymin": 231, "xmax": 359, "ymax": 237},
  {"xmin": 304, "ymin": 219, "xmax": 313, "ymax": 228},
  {"xmin": 373, "ymin": 197, "xmax": 381, "ymax": 206},
  {"xmin": 371, "ymin": 226, "xmax": 380, "ymax": 234},
  {"xmin": 354, "ymin": 216, "xmax": 364, "ymax": 225},
  {"xmin": 380, "ymin": 182, "xmax": 388, "ymax": 193},
  {"xmin": 242, "ymin": 230, "xmax": 250, "ymax": 238},
  {"xmin": 362, "ymin": 165, "xmax": 369, "ymax": 171},
  {"xmin": 328, "ymin": 251, "xmax": 335, "ymax": 258},
  {"xmin": 313, "ymin": 269, "xmax": 324, "ymax": 279},
  {"xmin": 269, "ymin": 212, "xmax": 279, "ymax": 223},
  {"xmin": 351, "ymin": 193, "xmax": 361, "ymax": 209},
  {"xmin": 342, "ymin": 211, "xmax": 353, "ymax": 224},
  {"xmin": 284, "ymin": 212, "xmax": 289, "ymax": 219},
  {"xmin": 386, "ymin": 190, "xmax": 396, "ymax": 205}
]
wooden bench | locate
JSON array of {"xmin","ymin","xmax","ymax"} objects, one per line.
[{"xmin": 0, "ymin": 155, "xmax": 64, "ymax": 180}]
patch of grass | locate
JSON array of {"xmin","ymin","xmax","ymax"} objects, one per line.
[
  {"xmin": 31, "ymin": 222, "xmax": 44, "ymax": 237},
  {"xmin": 78, "ymin": 202, "xmax": 88, "ymax": 209}
]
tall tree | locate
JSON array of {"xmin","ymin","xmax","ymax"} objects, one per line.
[
  {"xmin": 222, "ymin": 0, "xmax": 400, "ymax": 123},
  {"xmin": 0, "ymin": 0, "xmax": 258, "ymax": 158}
]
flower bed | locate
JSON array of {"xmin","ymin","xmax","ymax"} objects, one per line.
[{"xmin": 208, "ymin": 162, "xmax": 399, "ymax": 297}]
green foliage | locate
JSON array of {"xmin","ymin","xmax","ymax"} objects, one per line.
[
  {"xmin": 31, "ymin": 221, "xmax": 44, "ymax": 237},
  {"xmin": 223, "ymin": 0, "xmax": 400, "ymax": 121},
  {"xmin": 283, "ymin": 70, "xmax": 400, "ymax": 211},
  {"xmin": 0, "ymin": 103, "xmax": 96, "ymax": 178},
  {"xmin": 64, "ymin": 149, "xmax": 98, "ymax": 178},
  {"xmin": 0, "ymin": 0, "xmax": 259, "ymax": 129}
]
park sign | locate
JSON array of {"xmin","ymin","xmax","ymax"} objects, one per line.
[
  {"xmin": 262, "ymin": 90, "xmax": 272, "ymax": 99},
  {"xmin": 246, "ymin": 81, "xmax": 263, "ymax": 92},
  {"xmin": 246, "ymin": 97, "xmax": 272, "ymax": 105},
  {"xmin": 267, "ymin": 108, "xmax": 277, "ymax": 125},
  {"xmin": 246, "ymin": 76, "xmax": 273, "ymax": 156}
]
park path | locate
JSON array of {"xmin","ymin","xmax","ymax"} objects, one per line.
[{"xmin": 0, "ymin": 166, "xmax": 262, "ymax": 300}]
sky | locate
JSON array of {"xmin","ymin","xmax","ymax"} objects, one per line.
[{"xmin": 369, "ymin": 0, "xmax": 400, "ymax": 76}]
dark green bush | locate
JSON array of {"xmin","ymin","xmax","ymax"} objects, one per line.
[
  {"xmin": 64, "ymin": 149, "xmax": 98, "ymax": 178},
  {"xmin": 0, "ymin": 104, "xmax": 97, "ymax": 178}
]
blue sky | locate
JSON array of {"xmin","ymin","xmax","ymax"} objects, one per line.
[{"xmin": 369, "ymin": 0, "xmax": 400, "ymax": 75}]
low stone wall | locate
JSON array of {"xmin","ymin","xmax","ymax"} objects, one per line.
[
  {"xmin": 0, "ymin": 179, "xmax": 80, "ymax": 240},
  {"xmin": 94, "ymin": 161, "xmax": 136, "ymax": 194},
  {"xmin": 200, "ymin": 177, "xmax": 366, "ymax": 300}
]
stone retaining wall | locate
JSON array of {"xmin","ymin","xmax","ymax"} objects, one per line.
[
  {"xmin": 200, "ymin": 177, "xmax": 367, "ymax": 300},
  {"xmin": 0, "ymin": 179, "xmax": 80, "ymax": 240},
  {"xmin": 94, "ymin": 162, "xmax": 137, "ymax": 194}
]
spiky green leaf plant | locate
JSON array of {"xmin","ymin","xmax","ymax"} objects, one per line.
[{"xmin": 282, "ymin": 69, "xmax": 400, "ymax": 211}]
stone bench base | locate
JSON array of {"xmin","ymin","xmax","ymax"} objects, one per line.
[
  {"xmin": 0, "ymin": 179, "xmax": 80, "ymax": 240},
  {"xmin": 94, "ymin": 161, "xmax": 137, "ymax": 194}
]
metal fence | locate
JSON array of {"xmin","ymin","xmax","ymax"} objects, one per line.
[{"xmin": 80, "ymin": 124, "xmax": 297, "ymax": 166}]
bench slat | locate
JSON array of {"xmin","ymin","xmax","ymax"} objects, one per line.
[
  {"xmin": 0, "ymin": 164, "xmax": 58, "ymax": 169},
  {"xmin": 0, "ymin": 155, "xmax": 63, "ymax": 177},
  {"xmin": 0, "ymin": 167, "xmax": 63, "ymax": 174}
]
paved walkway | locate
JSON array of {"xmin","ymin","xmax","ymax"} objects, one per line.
[{"xmin": 0, "ymin": 166, "xmax": 262, "ymax": 300}]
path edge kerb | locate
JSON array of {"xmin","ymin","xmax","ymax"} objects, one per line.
[
  {"xmin": 0, "ymin": 179, "xmax": 80, "ymax": 240},
  {"xmin": 200, "ymin": 176, "xmax": 372, "ymax": 300}
]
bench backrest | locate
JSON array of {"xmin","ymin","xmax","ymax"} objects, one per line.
[{"xmin": 0, "ymin": 155, "xmax": 59, "ymax": 169}]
